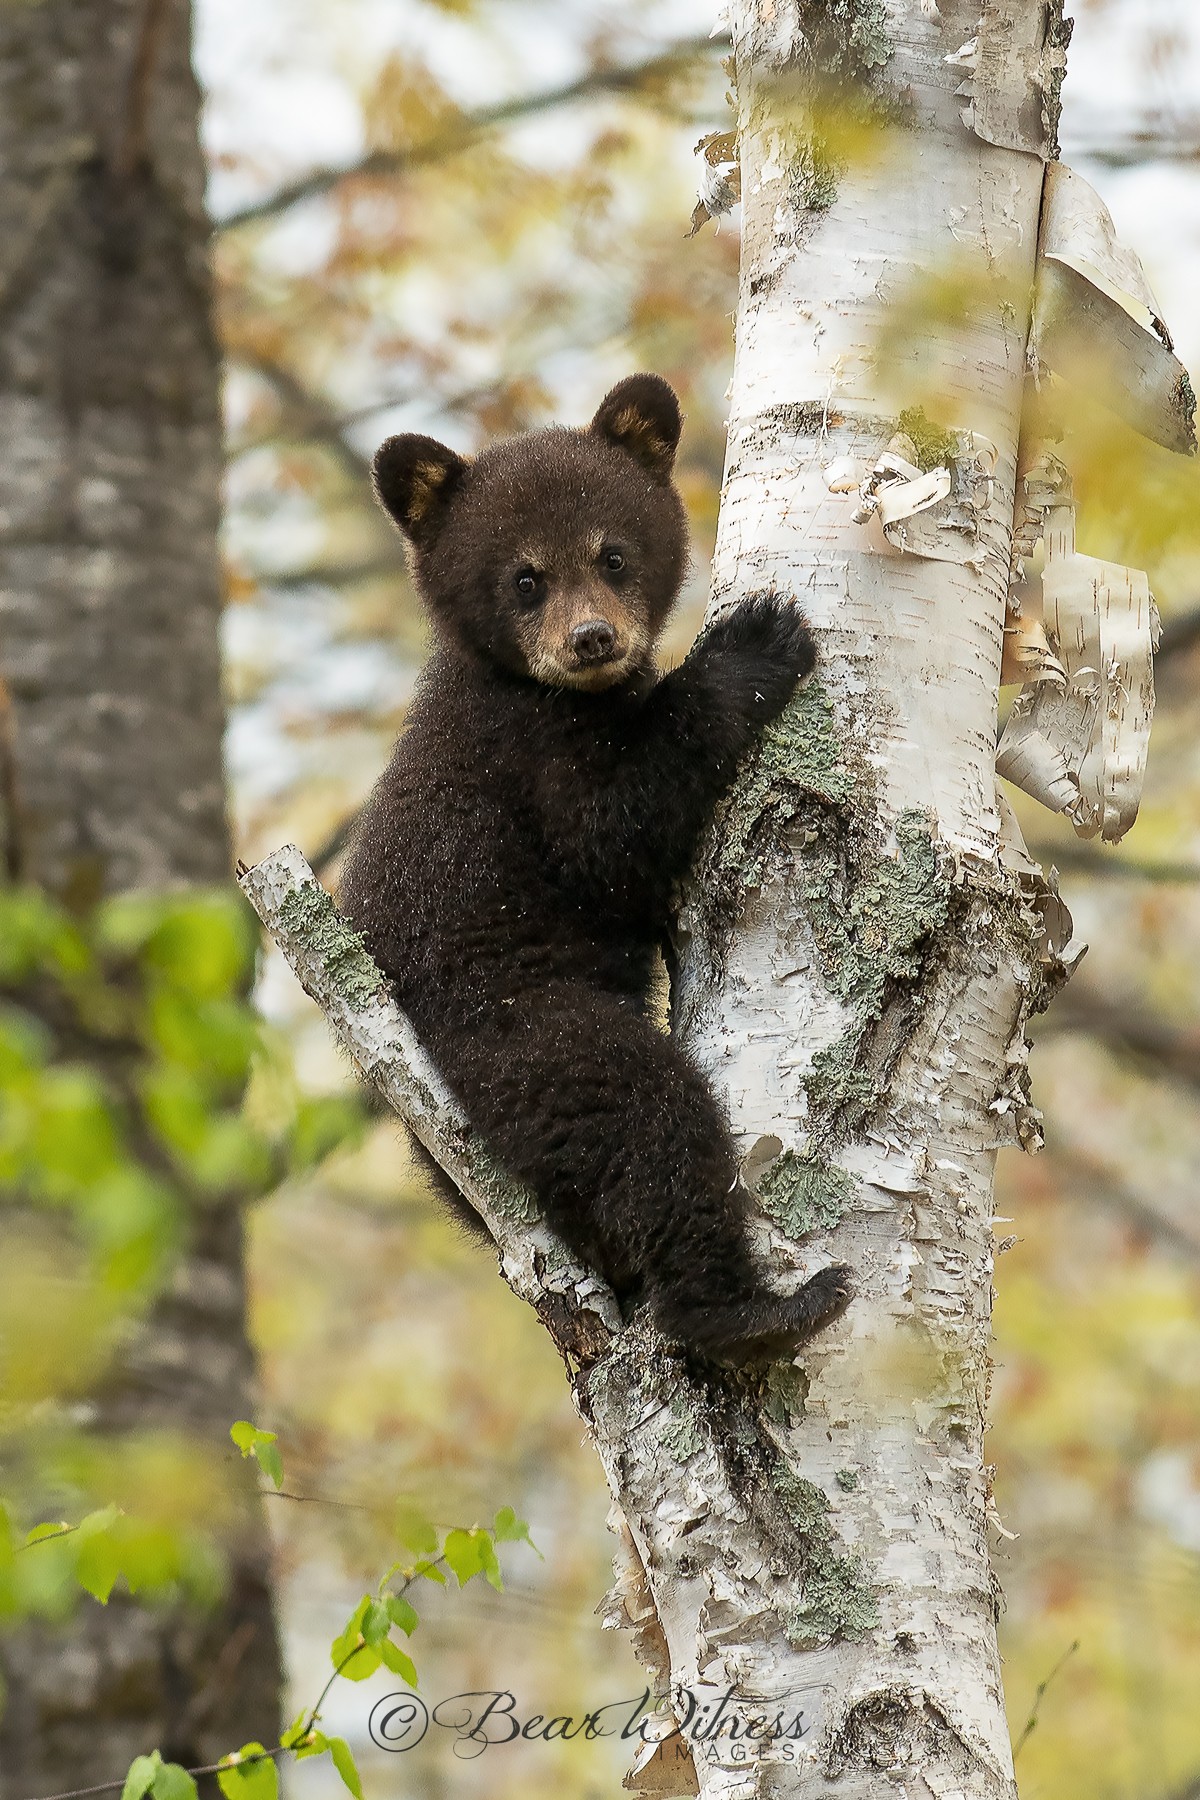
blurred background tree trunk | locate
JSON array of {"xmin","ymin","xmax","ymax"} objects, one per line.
[{"xmin": 0, "ymin": 0, "xmax": 281, "ymax": 1788}]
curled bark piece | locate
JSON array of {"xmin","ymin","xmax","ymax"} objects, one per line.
[
  {"xmin": 999, "ymin": 601, "xmax": 1066, "ymax": 688},
  {"xmin": 849, "ymin": 433, "xmax": 996, "ymax": 563},
  {"xmin": 948, "ymin": 0, "xmax": 1071, "ymax": 158},
  {"xmin": 689, "ymin": 129, "xmax": 741, "ymax": 236},
  {"xmin": 1031, "ymin": 162, "xmax": 1197, "ymax": 455},
  {"xmin": 997, "ymin": 473, "xmax": 1158, "ymax": 842}
]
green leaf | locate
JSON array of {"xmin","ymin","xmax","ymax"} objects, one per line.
[
  {"xmin": 151, "ymin": 1763, "xmax": 199, "ymax": 1800},
  {"xmin": 412, "ymin": 1557, "xmax": 446, "ymax": 1585},
  {"xmin": 442, "ymin": 1528, "xmax": 485, "ymax": 1586},
  {"xmin": 493, "ymin": 1507, "xmax": 542, "ymax": 1558},
  {"xmin": 24, "ymin": 1522, "xmax": 69, "ymax": 1545},
  {"xmin": 76, "ymin": 1530, "xmax": 121, "ymax": 1604},
  {"xmin": 394, "ymin": 1502, "xmax": 437, "ymax": 1556},
  {"xmin": 230, "ymin": 1420, "xmax": 263, "ymax": 1453},
  {"xmin": 386, "ymin": 1593, "xmax": 419, "ymax": 1635},
  {"xmin": 330, "ymin": 1598, "xmax": 380, "ymax": 1679},
  {"xmin": 328, "ymin": 1738, "xmax": 364, "ymax": 1800},
  {"xmin": 287, "ymin": 1094, "xmax": 366, "ymax": 1171},
  {"xmin": 100, "ymin": 891, "xmax": 256, "ymax": 999},
  {"xmin": 361, "ymin": 1598, "xmax": 391, "ymax": 1646},
  {"xmin": 216, "ymin": 1745, "xmax": 278, "ymax": 1800},
  {"xmin": 477, "ymin": 1532, "xmax": 503, "ymax": 1592},
  {"xmin": 121, "ymin": 1753, "xmax": 162, "ymax": 1800},
  {"xmin": 378, "ymin": 1639, "xmax": 418, "ymax": 1686},
  {"xmin": 281, "ymin": 1712, "xmax": 327, "ymax": 1759},
  {"xmin": 280, "ymin": 1712, "xmax": 311, "ymax": 1752},
  {"xmin": 78, "ymin": 1504, "xmax": 121, "ymax": 1538},
  {"xmin": 229, "ymin": 1422, "xmax": 283, "ymax": 1489},
  {"xmin": 255, "ymin": 1441, "xmax": 283, "ymax": 1489}
]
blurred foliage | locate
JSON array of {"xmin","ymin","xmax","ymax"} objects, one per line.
[{"xmin": 0, "ymin": 884, "xmax": 367, "ymax": 1625}]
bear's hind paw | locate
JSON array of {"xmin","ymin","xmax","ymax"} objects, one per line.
[{"xmin": 679, "ymin": 1264, "xmax": 854, "ymax": 1363}]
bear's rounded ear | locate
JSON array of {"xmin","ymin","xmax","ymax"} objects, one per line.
[
  {"xmin": 590, "ymin": 374, "xmax": 682, "ymax": 480},
  {"xmin": 372, "ymin": 434, "xmax": 468, "ymax": 547}
]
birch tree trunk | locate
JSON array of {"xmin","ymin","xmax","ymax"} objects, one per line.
[
  {"xmin": 665, "ymin": 2, "xmax": 1068, "ymax": 1792},
  {"xmin": 240, "ymin": 5, "xmax": 1178, "ymax": 1798},
  {"xmin": 0, "ymin": 0, "xmax": 281, "ymax": 1785}
]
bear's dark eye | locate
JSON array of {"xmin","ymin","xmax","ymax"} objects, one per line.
[
  {"xmin": 513, "ymin": 567, "xmax": 542, "ymax": 602},
  {"xmin": 603, "ymin": 549, "xmax": 625, "ymax": 573}
]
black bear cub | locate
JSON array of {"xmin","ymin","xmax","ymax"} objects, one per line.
[{"xmin": 339, "ymin": 374, "xmax": 852, "ymax": 1359}]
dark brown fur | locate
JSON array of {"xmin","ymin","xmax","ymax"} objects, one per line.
[{"xmin": 339, "ymin": 375, "xmax": 851, "ymax": 1358}]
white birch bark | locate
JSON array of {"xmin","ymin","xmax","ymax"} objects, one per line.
[
  {"xmin": 669, "ymin": 1, "xmax": 1067, "ymax": 1793},
  {"xmin": 240, "ymin": 5, "xmax": 1189, "ymax": 1796}
]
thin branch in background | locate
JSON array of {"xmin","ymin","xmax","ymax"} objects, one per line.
[
  {"xmin": 1041, "ymin": 993, "xmax": 1200, "ymax": 1095},
  {"xmin": 234, "ymin": 347, "xmax": 376, "ymax": 485},
  {"xmin": 1049, "ymin": 1139, "xmax": 1200, "ymax": 1262},
  {"xmin": 226, "ymin": 370, "xmax": 503, "ymax": 463},
  {"xmin": 1157, "ymin": 604, "xmax": 1200, "ymax": 662},
  {"xmin": 310, "ymin": 806, "xmax": 361, "ymax": 877},
  {"xmin": 110, "ymin": 0, "xmax": 171, "ymax": 179},
  {"xmin": 1025, "ymin": 838, "xmax": 1200, "ymax": 883},
  {"xmin": 1011, "ymin": 1640, "xmax": 1080, "ymax": 1762},
  {"xmin": 245, "ymin": 555, "xmax": 405, "ymax": 594},
  {"xmin": 1074, "ymin": 124, "xmax": 1200, "ymax": 168},
  {"xmin": 218, "ymin": 33, "xmax": 730, "ymax": 231}
]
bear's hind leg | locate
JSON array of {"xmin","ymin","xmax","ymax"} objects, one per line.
[{"xmin": 450, "ymin": 986, "xmax": 852, "ymax": 1359}]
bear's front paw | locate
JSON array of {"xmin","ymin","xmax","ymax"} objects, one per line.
[{"xmin": 701, "ymin": 592, "xmax": 816, "ymax": 716}]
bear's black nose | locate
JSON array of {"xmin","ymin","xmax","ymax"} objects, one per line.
[{"xmin": 570, "ymin": 619, "xmax": 617, "ymax": 663}]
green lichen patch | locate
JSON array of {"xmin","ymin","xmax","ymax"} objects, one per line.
[
  {"xmin": 661, "ymin": 1397, "xmax": 705, "ymax": 1464},
  {"xmin": 804, "ymin": 1031, "xmax": 881, "ymax": 1140},
  {"xmin": 796, "ymin": 0, "xmax": 893, "ymax": 80},
  {"xmin": 789, "ymin": 808, "xmax": 951, "ymax": 1144},
  {"xmin": 803, "ymin": 809, "xmax": 948, "ymax": 1013},
  {"xmin": 790, "ymin": 139, "xmax": 839, "ymax": 214},
  {"xmin": 761, "ymin": 1361, "xmax": 810, "ymax": 1429},
  {"xmin": 896, "ymin": 405, "xmax": 957, "ymax": 473},
  {"xmin": 712, "ymin": 677, "xmax": 851, "ymax": 899},
  {"xmin": 835, "ymin": 1467, "xmax": 859, "ymax": 1492},
  {"xmin": 758, "ymin": 1152, "xmax": 857, "ymax": 1238},
  {"xmin": 468, "ymin": 1142, "xmax": 538, "ymax": 1224},
  {"xmin": 772, "ymin": 1463, "xmax": 878, "ymax": 1645},
  {"xmin": 278, "ymin": 882, "xmax": 386, "ymax": 1011}
]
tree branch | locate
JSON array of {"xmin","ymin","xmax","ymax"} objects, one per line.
[
  {"xmin": 237, "ymin": 844, "xmax": 618, "ymax": 1363},
  {"xmin": 232, "ymin": 349, "xmax": 376, "ymax": 485},
  {"xmin": 218, "ymin": 34, "xmax": 730, "ymax": 232},
  {"xmin": 1157, "ymin": 604, "xmax": 1200, "ymax": 662},
  {"xmin": 1072, "ymin": 124, "xmax": 1200, "ymax": 168},
  {"xmin": 241, "ymin": 555, "xmax": 404, "ymax": 595},
  {"xmin": 111, "ymin": 0, "xmax": 171, "ymax": 179}
]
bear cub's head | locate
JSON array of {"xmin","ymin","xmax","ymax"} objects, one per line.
[{"xmin": 372, "ymin": 374, "xmax": 688, "ymax": 692}]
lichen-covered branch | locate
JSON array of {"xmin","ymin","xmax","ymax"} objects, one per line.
[{"xmin": 238, "ymin": 846, "xmax": 619, "ymax": 1363}]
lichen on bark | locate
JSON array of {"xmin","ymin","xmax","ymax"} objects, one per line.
[
  {"xmin": 708, "ymin": 676, "xmax": 851, "ymax": 903},
  {"xmin": 757, "ymin": 1152, "xmax": 857, "ymax": 1237},
  {"xmin": 772, "ymin": 1464, "xmax": 879, "ymax": 1646},
  {"xmin": 277, "ymin": 881, "xmax": 386, "ymax": 1011}
]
